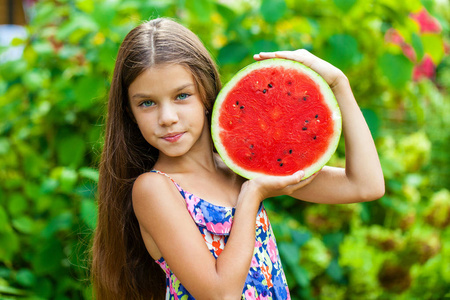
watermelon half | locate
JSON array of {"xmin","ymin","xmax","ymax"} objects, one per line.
[{"xmin": 211, "ymin": 58, "xmax": 341, "ymax": 180}]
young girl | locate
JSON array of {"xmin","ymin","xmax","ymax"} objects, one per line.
[{"xmin": 91, "ymin": 18, "xmax": 384, "ymax": 299}]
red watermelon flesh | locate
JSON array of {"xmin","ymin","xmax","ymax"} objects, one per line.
[{"xmin": 211, "ymin": 58, "xmax": 341, "ymax": 179}]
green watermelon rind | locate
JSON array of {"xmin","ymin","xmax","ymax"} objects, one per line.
[{"xmin": 211, "ymin": 58, "xmax": 342, "ymax": 180}]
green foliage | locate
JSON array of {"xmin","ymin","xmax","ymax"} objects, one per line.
[{"xmin": 0, "ymin": 0, "xmax": 449, "ymax": 299}]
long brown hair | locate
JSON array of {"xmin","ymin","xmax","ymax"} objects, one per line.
[{"xmin": 91, "ymin": 18, "xmax": 221, "ymax": 299}]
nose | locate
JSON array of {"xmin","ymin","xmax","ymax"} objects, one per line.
[{"xmin": 158, "ymin": 103, "xmax": 179, "ymax": 126}]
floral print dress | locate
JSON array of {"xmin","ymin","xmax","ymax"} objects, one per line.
[{"xmin": 152, "ymin": 170, "xmax": 291, "ymax": 300}]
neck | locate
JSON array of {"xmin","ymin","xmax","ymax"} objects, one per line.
[{"xmin": 154, "ymin": 125, "xmax": 218, "ymax": 175}]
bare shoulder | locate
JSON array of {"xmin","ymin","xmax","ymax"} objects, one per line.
[{"xmin": 132, "ymin": 172, "xmax": 184, "ymax": 213}]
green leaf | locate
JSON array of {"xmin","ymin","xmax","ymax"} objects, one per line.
[
  {"xmin": 326, "ymin": 258, "xmax": 344, "ymax": 281},
  {"xmin": 333, "ymin": 0, "xmax": 357, "ymax": 12},
  {"xmin": 290, "ymin": 229, "xmax": 312, "ymax": 247},
  {"xmin": 0, "ymin": 205, "xmax": 10, "ymax": 233},
  {"xmin": 56, "ymin": 134, "xmax": 86, "ymax": 168},
  {"xmin": 31, "ymin": 238, "xmax": 64, "ymax": 275},
  {"xmin": 0, "ymin": 138, "xmax": 10, "ymax": 155},
  {"xmin": 324, "ymin": 34, "xmax": 362, "ymax": 71},
  {"xmin": 79, "ymin": 167, "xmax": 99, "ymax": 182},
  {"xmin": 6, "ymin": 193, "xmax": 28, "ymax": 217},
  {"xmin": 218, "ymin": 42, "xmax": 249, "ymax": 66},
  {"xmin": 12, "ymin": 216, "xmax": 35, "ymax": 234},
  {"xmin": 421, "ymin": 34, "xmax": 444, "ymax": 65},
  {"xmin": 292, "ymin": 265, "xmax": 309, "ymax": 287},
  {"xmin": 41, "ymin": 212, "xmax": 73, "ymax": 238},
  {"xmin": 186, "ymin": 0, "xmax": 215, "ymax": 23},
  {"xmin": 252, "ymin": 40, "xmax": 278, "ymax": 54},
  {"xmin": 0, "ymin": 231, "xmax": 19, "ymax": 263},
  {"xmin": 411, "ymin": 32, "xmax": 424, "ymax": 62},
  {"xmin": 73, "ymin": 76, "xmax": 105, "ymax": 109},
  {"xmin": 15, "ymin": 269, "xmax": 36, "ymax": 287},
  {"xmin": 0, "ymin": 285, "xmax": 27, "ymax": 296},
  {"xmin": 278, "ymin": 242, "xmax": 300, "ymax": 268},
  {"xmin": 361, "ymin": 108, "xmax": 380, "ymax": 139},
  {"xmin": 81, "ymin": 199, "xmax": 98, "ymax": 229},
  {"xmin": 260, "ymin": 0, "xmax": 287, "ymax": 24},
  {"xmin": 378, "ymin": 53, "xmax": 413, "ymax": 88}
]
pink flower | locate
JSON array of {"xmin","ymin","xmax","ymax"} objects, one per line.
[
  {"xmin": 402, "ymin": 44, "xmax": 417, "ymax": 62},
  {"xmin": 251, "ymin": 256, "xmax": 259, "ymax": 267},
  {"xmin": 267, "ymin": 237, "xmax": 278, "ymax": 263},
  {"xmin": 259, "ymin": 294, "xmax": 269, "ymax": 300},
  {"xmin": 385, "ymin": 28, "xmax": 404, "ymax": 45},
  {"xmin": 244, "ymin": 286, "xmax": 256, "ymax": 299},
  {"xmin": 206, "ymin": 221, "xmax": 231, "ymax": 234},
  {"xmin": 194, "ymin": 208, "xmax": 205, "ymax": 225},
  {"xmin": 413, "ymin": 55, "xmax": 436, "ymax": 81},
  {"xmin": 410, "ymin": 8, "xmax": 442, "ymax": 33},
  {"xmin": 186, "ymin": 195, "xmax": 200, "ymax": 213}
]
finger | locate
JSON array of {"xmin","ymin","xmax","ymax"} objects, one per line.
[
  {"xmin": 283, "ymin": 170, "xmax": 319, "ymax": 194},
  {"xmin": 275, "ymin": 170, "xmax": 305, "ymax": 190},
  {"xmin": 253, "ymin": 52, "xmax": 278, "ymax": 61}
]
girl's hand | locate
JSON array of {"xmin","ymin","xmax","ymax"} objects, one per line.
[
  {"xmin": 240, "ymin": 170, "xmax": 319, "ymax": 203},
  {"xmin": 254, "ymin": 50, "xmax": 347, "ymax": 91}
]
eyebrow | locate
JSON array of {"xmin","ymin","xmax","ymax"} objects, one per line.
[{"xmin": 130, "ymin": 83, "xmax": 195, "ymax": 101}]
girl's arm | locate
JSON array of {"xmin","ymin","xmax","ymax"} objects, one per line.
[
  {"xmin": 132, "ymin": 170, "xmax": 308, "ymax": 299},
  {"xmin": 255, "ymin": 50, "xmax": 385, "ymax": 204}
]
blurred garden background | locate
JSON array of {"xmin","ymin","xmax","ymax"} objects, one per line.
[{"xmin": 0, "ymin": 0, "xmax": 449, "ymax": 299}]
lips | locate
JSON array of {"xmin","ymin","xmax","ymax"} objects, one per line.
[{"xmin": 161, "ymin": 132, "xmax": 185, "ymax": 143}]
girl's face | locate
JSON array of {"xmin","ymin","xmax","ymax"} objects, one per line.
[{"xmin": 128, "ymin": 64, "xmax": 209, "ymax": 158}]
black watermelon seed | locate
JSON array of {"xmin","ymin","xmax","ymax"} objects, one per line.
[
  {"xmin": 303, "ymin": 96, "xmax": 308, "ymax": 101},
  {"xmin": 251, "ymin": 152, "xmax": 255, "ymax": 156},
  {"xmin": 313, "ymin": 136, "xmax": 317, "ymax": 140},
  {"xmin": 236, "ymin": 101, "xmax": 239, "ymax": 105},
  {"xmin": 280, "ymin": 163, "xmax": 284, "ymax": 167},
  {"xmin": 268, "ymin": 83, "xmax": 273, "ymax": 88},
  {"xmin": 250, "ymin": 144, "xmax": 254, "ymax": 149},
  {"xmin": 240, "ymin": 106, "xmax": 244, "ymax": 109},
  {"xmin": 289, "ymin": 149, "xmax": 293, "ymax": 154},
  {"xmin": 287, "ymin": 81, "xmax": 292, "ymax": 85},
  {"xmin": 263, "ymin": 89, "xmax": 267, "ymax": 94},
  {"xmin": 305, "ymin": 120, "xmax": 309, "ymax": 123},
  {"xmin": 302, "ymin": 127, "xmax": 307, "ymax": 130},
  {"xmin": 287, "ymin": 92, "xmax": 291, "ymax": 96},
  {"xmin": 277, "ymin": 158, "xmax": 282, "ymax": 162},
  {"xmin": 315, "ymin": 114, "xmax": 319, "ymax": 118}
]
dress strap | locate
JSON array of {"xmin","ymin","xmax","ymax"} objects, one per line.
[{"xmin": 150, "ymin": 170, "xmax": 185, "ymax": 198}]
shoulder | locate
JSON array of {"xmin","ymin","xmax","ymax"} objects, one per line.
[{"xmin": 132, "ymin": 172, "xmax": 184, "ymax": 213}]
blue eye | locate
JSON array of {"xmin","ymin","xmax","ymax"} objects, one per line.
[
  {"xmin": 177, "ymin": 93, "xmax": 190, "ymax": 100},
  {"xmin": 140, "ymin": 100, "xmax": 155, "ymax": 107}
]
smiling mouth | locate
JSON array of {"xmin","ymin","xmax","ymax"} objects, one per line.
[{"xmin": 162, "ymin": 132, "xmax": 184, "ymax": 142}]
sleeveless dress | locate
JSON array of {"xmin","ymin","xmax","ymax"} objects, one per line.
[{"xmin": 151, "ymin": 170, "xmax": 291, "ymax": 300}]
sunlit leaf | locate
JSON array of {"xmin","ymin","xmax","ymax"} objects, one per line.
[{"xmin": 186, "ymin": 0, "xmax": 215, "ymax": 23}]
